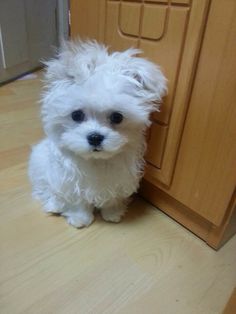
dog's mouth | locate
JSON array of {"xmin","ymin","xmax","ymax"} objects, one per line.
[
  {"xmin": 93, "ymin": 147, "xmax": 102, "ymax": 152},
  {"xmin": 83, "ymin": 146, "xmax": 120, "ymax": 160}
]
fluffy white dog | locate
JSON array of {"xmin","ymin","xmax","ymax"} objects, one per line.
[{"xmin": 29, "ymin": 40, "xmax": 167, "ymax": 228}]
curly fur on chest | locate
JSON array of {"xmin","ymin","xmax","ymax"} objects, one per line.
[{"xmin": 47, "ymin": 140, "xmax": 144, "ymax": 207}]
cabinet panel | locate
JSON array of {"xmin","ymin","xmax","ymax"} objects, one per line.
[
  {"xmin": 145, "ymin": 123, "xmax": 167, "ymax": 168},
  {"xmin": 70, "ymin": 0, "xmax": 106, "ymax": 42},
  {"xmin": 140, "ymin": 6, "xmax": 188, "ymax": 124},
  {"xmin": 105, "ymin": 1, "xmax": 139, "ymax": 50},
  {"xmin": 120, "ymin": 2, "xmax": 141, "ymax": 37},
  {"xmin": 141, "ymin": 5, "xmax": 167, "ymax": 40},
  {"xmin": 105, "ymin": 2, "xmax": 189, "ymax": 125}
]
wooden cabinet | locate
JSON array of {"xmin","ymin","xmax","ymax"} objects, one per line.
[{"xmin": 70, "ymin": 0, "xmax": 236, "ymax": 249}]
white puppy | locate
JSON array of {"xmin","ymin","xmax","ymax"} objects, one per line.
[{"xmin": 29, "ymin": 40, "xmax": 167, "ymax": 228}]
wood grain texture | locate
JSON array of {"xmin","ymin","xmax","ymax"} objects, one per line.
[
  {"xmin": 70, "ymin": 0, "xmax": 106, "ymax": 41},
  {"xmin": 141, "ymin": 4, "xmax": 167, "ymax": 40},
  {"xmin": 145, "ymin": 123, "xmax": 167, "ymax": 168},
  {"xmin": 207, "ymin": 194, "xmax": 236, "ymax": 249},
  {"xmin": 120, "ymin": 2, "xmax": 141, "ymax": 37},
  {"xmin": 140, "ymin": 180, "xmax": 212, "ymax": 241},
  {"xmin": 223, "ymin": 288, "xmax": 236, "ymax": 314},
  {"xmin": 1, "ymin": 74, "xmax": 236, "ymax": 314},
  {"xmin": 165, "ymin": 0, "xmax": 236, "ymax": 225},
  {"xmin": 140, "ymin": 180, "xmax": 236, "ymax": 250}
]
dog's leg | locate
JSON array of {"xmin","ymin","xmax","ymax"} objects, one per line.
[
  {"xmin": 62, "ymin": 201, "xmax": 94, "ymax": 228},
  {"xmin": 101, "ymin": 199, "xmax": 127, "ymax": 223},
  {"xmin": 32, "ymin": 189, "xmax": 65, "ymax": 214}
]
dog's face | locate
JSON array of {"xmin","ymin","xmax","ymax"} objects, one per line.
[{"xmin": 42, "ymin": 41, "xmax": 167, "ymax": 159}]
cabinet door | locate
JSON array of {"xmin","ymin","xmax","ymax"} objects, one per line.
[
  {"xmin": 165, "ymin": 0, "xmax": 236, "ymax": 226},
  {"xmin": 71, "ymin": 0, "xmax": 209, "ymax": 186}
]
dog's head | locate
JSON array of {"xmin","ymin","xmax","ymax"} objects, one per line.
[{"xmin": 41, "ymin": 40, "xmax": 167, "ymax": 159}]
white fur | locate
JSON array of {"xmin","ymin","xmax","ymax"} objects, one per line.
[{"xmin": 29, "ymin": 40, "xmax": 167, "ymax": 228}]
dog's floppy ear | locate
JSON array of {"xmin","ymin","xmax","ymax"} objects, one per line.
[
  {"xmin": 42, "ymin": 41, "xmax": 74, "ymax": 83},
  {"xmin": 131, "ymin": 58, "xmax": 167, "ymax": 102},
  {"xmin": 119, "ymin": 49, "xmax": 167, "ymax": 108}
]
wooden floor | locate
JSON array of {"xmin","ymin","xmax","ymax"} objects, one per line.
[{"xmin": 0, "ymin": 73, "xmax": 236, "ymax": 314}]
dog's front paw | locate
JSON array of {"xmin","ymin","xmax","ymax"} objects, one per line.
[
  {"xmin": 101, "ymin": 211, "xmax": 122, "ymax": 223},
  {"xmin": 66, "ymin": 212, "xmax": 94, "ymax": 228},
  {"xmin": 101, "ymin": 207, "xmax": 126, "ymax": 223},
  {"xmin": 43, "ymin": 197, "xmax": 64, "ymax": 214}
]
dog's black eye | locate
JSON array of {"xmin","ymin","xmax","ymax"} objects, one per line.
[
  {"xmin": 71, "ymin": 110, "xmax": 85, "ymax": 122},
  {"xmin": 110, "ymin": 112, "xmax": 123, "ymax": 124}
]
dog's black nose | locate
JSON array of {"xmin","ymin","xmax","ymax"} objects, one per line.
[{"xmin": 87, "ymin": 133, "xmax": 104, "ymax": 147}]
